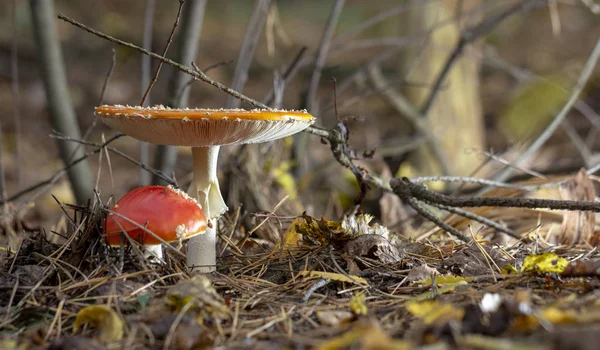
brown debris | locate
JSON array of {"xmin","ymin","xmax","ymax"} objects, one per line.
[{"xmin": 558, "ymin": 169, "xmax": 596, "ymax": 246}]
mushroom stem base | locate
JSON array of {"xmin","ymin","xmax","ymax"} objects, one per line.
[{"xmin": 186, "ymin": 218, "xmax": 217, "ymax": 273}]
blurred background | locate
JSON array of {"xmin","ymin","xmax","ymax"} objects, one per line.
[{"xmin": 0, "ymin": 0, "xmax": 599, "ymax": 236}]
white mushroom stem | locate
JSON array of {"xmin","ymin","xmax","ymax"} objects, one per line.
[
  {"xmin": 144, "ymin": 244, "xmax": 163, "ymax": 261},
  {"xmin": 186, "ymin": 146, "xmax": 228, "ymax": 272}
]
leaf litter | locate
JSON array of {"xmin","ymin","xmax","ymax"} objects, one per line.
[{"xmin": 3, "ymin": 183, "xmax": 600, "ymax": 349}]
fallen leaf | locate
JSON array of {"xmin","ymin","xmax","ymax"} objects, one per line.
[
  {"xmin": 502, "ymin": 264, "xmax": 519, "ymax": 275},
  {"xmin": 317, "ymin": 321, "xmax": 411, "ymax": 350},
  {"xmin": 73, "ymin": 305, "xmax": 123, "ymax": 343},
  {"xmin": 277, "ymin": 217, "xmax": 303, "ymax": 251},
  {"xmin": 521, "ymin": 252, "xmax": 568, "ymax": 274},
  {"xmin": 410, "ymin": 281, "xmax": 468, "ymax": 302},
  {"xmin": 562, "ymin": 259, "xmax": 600, "ymax": 276},
  {"xmin": 350, "ymin": 292, "xmax": 368, "ymax": 316},
  {"xmin": 298, "ymin": 271, "xmax": 368, "ymax": 286},
  {"xmin": 444, "ymin": 244, "xmax": 512, "ymax": 277},
  {"xmin": 344, "ymin": 234, "xmax": 403, "ymax": 264},
  {"xmin": 286, "ymin": 214, "xmax": 391, "ymax": 249},
  {"xmin": 406, "ymin": 300, "xmax": 464, "ymax": 325},
  {"xmin": 316, "ymin": 310, "xmax": 355, "ymax": 327},
  {"xmin": 166, "ymin": 276, "xmax": 230, "ymax": 323},
  {"xmin": 558, "ymin": 169, "xmax": 596, "ymax": 246},
  {"xmin": 415, "ymin": 275, "xmax": 473, "ymax": 285},
  {"xmin": 406, "ymin": 264, "xmax": 439, "ymax": 282},
  {"xmin": 343, "ymin": 254, "xmax": 362, "ymax": 275}
]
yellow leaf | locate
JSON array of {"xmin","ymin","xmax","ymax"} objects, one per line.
[
  {"xmin": 73, "ymin": 305, "xmax": 123, "ymax": 343},
  {"xmin": 317, "ymin": 322, "xmax": 411, "ymax": 350},
  {"xmin": 542, "ymin": 307, "xmax": 578, "ymax": 324},
  {"xmin": 415, "ymin": 275, "xmax": 472, "ymax": 285},
  {"xmin": 276, "ymin": 217, "xmax": 304, "ymax": 251},
  {"xmin": 350, "ymin": 293, "xmax": 368, "ymax": 316},
  {"xmin": 410, "ymin": 281, "xmax": 468, "ymax": 302},
  {"xmin": 298, "ymin": 270, "xmax": 368, "ymax": 286},
  {"xmin": 406, "ymin": 300, "xmax": 464, "ymax": 325},
  {"xmin": 521, "ymin": 252, "xmax": 568, "ymax": 273},
  {"xmin": 512, "ymin": 307, "xmax": 580, "ymax": 332},
  {"xmin": 502, "ymin": 264, "xmax": 519, "ymax": 275}
]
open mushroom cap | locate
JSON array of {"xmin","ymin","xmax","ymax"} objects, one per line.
[
  {"xmin": 95, "ymin": 105, "xmax": 315, "ymax": 146},
  {"xmin": 104, "ymin": 186, "xmax": 207, "ymax": 246}
]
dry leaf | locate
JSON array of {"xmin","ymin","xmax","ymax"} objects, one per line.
[
  {"xmin": 343, "ymin": 254, "xmax": 362, "ymax": 275},
  {"xmin": 277, "ymin": 217, "xmax": 303, "ymax": 251},
  {"xmin": 379, "ymin": 192, "xmax": 410, "ymax": 228},
  {"xmin": 166, "ymin": 276, "xmax": 230, "ymax": 322},
  {"xmin": 316, "ymin": 310, "xmax": 354, "ymax": 327},
  {"xmin": 298, "ymin": 271, "xmax": 368, "ymax": 286},
  {"xmin": 406, "ymin": 264, "xmax": 439, "ymax": 282},
  {"xmin": 284, "ymin": 214, "xmax": 391, "ymax": 249},
  {"xmin": 344, "ymin": 234, "xmax": 403, "ymax": 264},
  {"xmin": 73, "ymin": 305, "xmax": 123, "ymax": 343},
  {"xmin": 558, "ymin": 169, "xmax": 596, "ymax": 246},
  {"xmin": 444, "ymin": 244, "xmax": 512, "ymax": 277},
  {"xmin": 409, "ymin": 280, "xmax": 469, "ymax": 302}
]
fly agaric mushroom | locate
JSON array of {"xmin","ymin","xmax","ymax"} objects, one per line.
[
  {"xmin": 95, "ymin": 105, "xmax": 315, "ymax": 272},
  {"xmin": 104, "ymin": 185, "xmax": 207, "ymax": 260}
]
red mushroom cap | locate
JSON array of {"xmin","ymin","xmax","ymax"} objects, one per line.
[{"xmin": 104, "ymin": 186, "xmax": 207, "ymax": 246}]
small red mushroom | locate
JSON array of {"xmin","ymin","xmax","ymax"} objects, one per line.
[{"xmin": 104, "ymin": 186, "xmax": 207, "ymax": 258}]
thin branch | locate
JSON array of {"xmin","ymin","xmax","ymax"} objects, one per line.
[
  {"xmin": 306, "ymin": 0, "xmax": 345, "ymax": 114},
  {"xmin": 392, "ymin": 177, "xmax": 600, "ymax": 213},
  {"xmin": 140, "ymin": 0, "xmax": 185, "ymax": 106},
  {"xmin": 262, "ymin": 47, "xmax": 307, "ymax": 106},
  {"xmin": 296, "ymin": 0, "xmax": 345, "ymax": 178},
  {"xmin": 433, "ymin": 203, "xmax": 520, "ymax": 240},
  {"xmin": 51, "ymin": 133, "xmax": 175, "ymax": 185},
  {"xmin": 57, "ymin": 13, "xmax": 270, "ymax": 110},
  {"xmin": 0, "ymin": 134, "xmax": 125, "ymax": 205},
  {"xmin": 367, "ymin": 64, "xmax": 450, "ymax": 176},
  {"xmin": 405, "ymin": 197, "xmax": 470, "ymax": 242},
  {"xmin": 99, "ymin": 49, "xmax": 116, "ymax": 105},
  {"xmin": 226, "ymin": 0, "xmax": 272, "ymax": 108}
]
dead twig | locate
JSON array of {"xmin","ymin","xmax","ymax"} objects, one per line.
[
  {"xmin": 392, "ymin": 177, "xmax": 600, "ymax": 213},
  {"xmin": 140, "ymin": 0, "xmax": 185, "ymax": 106}
]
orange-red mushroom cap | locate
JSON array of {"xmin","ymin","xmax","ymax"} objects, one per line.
[{"xmin": 104, "ymin": 186, "xmax": 207, "ymax": 246}]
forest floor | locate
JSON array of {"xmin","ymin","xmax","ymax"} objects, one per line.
[{"xmin": 3, "ymin": 182, "xmax": 600, "ymax": 350}]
